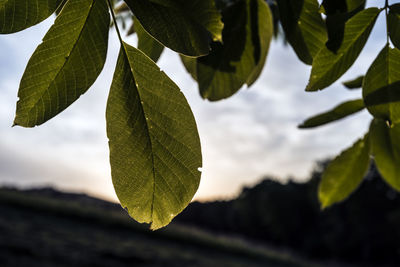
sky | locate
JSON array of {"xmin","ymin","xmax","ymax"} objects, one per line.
[{"xmin": 0, "ymin": 6, "xmax": 387, "ymax": 202}]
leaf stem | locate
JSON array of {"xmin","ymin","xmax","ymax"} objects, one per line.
[
  {"xmin": 385, "ymin": 0, "xmax": 389, "ymax": 45},
  {"xmin": 107, "ymin": 0, "xmax": 124, "ymax": 45}
]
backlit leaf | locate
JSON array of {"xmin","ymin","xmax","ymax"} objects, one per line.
[
  {"xmin": 124, "ymin": 0, "xmax": 223, "ymax": 56},
  {"xmin": 306, "ymin": 8, "xmax": 380, "ymax": 92},
  {"xmin": 370, "ymin": 119, "xmax": 400, "ymax": 191},
  {"xmin": 0, "ymin": 0, "xmax": 61, "ymax": 33},
  {"xmin": 319, "ymin": 134, "xmax": 370, "ymax": 209},
  {"xmin": 134, "ymin": 17, "xmax": 164, "ymax": 62},
  {"xmin": 363, "ymin": 45, "xmax": 400, "ymax": 124},
  {"xmin": 299, "ymin": 99, "xmax": 364, "ymax": 128},
  {"xmin": 343, "ymin": 75, "xmax": 364, "ymax": 89},
  {"xmin": 107, "ymin": 42, "xmax": 202, "ymax": 230},
  {"xmin": 14, "ymin": 0, "xmax": 109, "ymax": 127}
]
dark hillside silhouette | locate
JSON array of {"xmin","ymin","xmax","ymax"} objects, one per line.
[{"xmin": 0, "ymin": 162, "xmax": 399, "ymax": 266}]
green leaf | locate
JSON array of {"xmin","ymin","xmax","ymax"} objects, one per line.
[
  {"xmin": 106, "ymin": 42, "xmax": 202, "ymax": 230},
  {"xmin": 190, "ymin": 0, "xmax": 273, "ymax": 101},
  {"xmin": 299, "ymin": 99, "xmax": 364, "ymax": 128},
  {"xmin": 306, "ymin": 8, "xmax": 380, "ymax": 92},
  {"xmin": 362, "ymin": 45, "xmax": 400, "ymax": 124},
  {"xmin": 277, "ymin": 0, "xmax": 327, "ymax": 65},
  {"xmin": 389, "ymin": 4, "xmax": 400, "ymax": 50},
  {"xmin": 14, "ymin": 0, "xmax": 110, "ymax": 127},
  {"xmin": 134, "ymin": 17, "xmax": 164, "ymax": 62},
  {"xmin": 124, "ymin": 0, "xmax": 223, "ymax": 56},
  {"xmin": 370, "ymin": 119, "xmax": 400, "ymax": 191},
  {"xmin": 346, "ymin": 0, "xmax": 366, "ymax": 11},
  {"xmin": 0, "ymin": 0, "xmax": 61, "ymax": 33},
  {"xmin": 318, "ymin": 134, "xmax": 370, "ymax": 209},
  {"xmin": 180, "ymin": 55, "xmax": 198, "ymax": 81},
  {"xmin": 343, "ymin": 75, "xmax": 364, "ymax": 89}
]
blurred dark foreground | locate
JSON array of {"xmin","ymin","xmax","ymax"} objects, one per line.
[
  {"xmin": 0, "ymin": 188, "xmax": 313, "ymax": 267},
  {"xmin": 0, "ymin": 163, "xmax": 398, "ymax": 266}
]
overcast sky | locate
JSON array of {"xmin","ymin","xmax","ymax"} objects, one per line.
[{"xmin": 0, "ymin": 8, "xmax": 386, "ymax": 201}]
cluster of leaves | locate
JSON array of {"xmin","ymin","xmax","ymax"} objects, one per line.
[
  {"xmin": 0, "ymin": 0, "xmax": 272, "ymax": 229},
  {"xmin": 1, "ymin": 0, "xmax": 399, "ymax": 229},
  {"xmin": 288, "ymin": 0, "xmax": 400, "ymax": 210}
]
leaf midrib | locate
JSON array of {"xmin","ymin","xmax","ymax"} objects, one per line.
[{"xmin": 121, "ymin": 43, "xmax": 157, "ymax": 222}]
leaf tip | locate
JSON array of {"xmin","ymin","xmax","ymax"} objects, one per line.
[
  {"xmin": 320, "ymin": 203, "xmax": 328, "ymax": 211},
  {"xmin": 319, "ymin": 195, "xmax": 331, "ymax": 210},
  {"xmin": 305, "ymin": 84, "xmax": 317, "ymax": 92},
  {"xmin": 298, "ymin": 123, "xmax": 306, "ymax": 129}
]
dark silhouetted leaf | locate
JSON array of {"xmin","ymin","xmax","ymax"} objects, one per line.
[
  {"xmin": 127, "ymin": 21, "xmax": 135, "ymax": 36},
  {"xmin": 277, "ymin": 0, "xmax": 327, "ymax": 65},
  {"xmin": 246, "ymin": 0, "xmax": 274, "ymax": 86},
  {"xmin": 319, "ymin": 134, "xmax": 370, "ymax": 209},
  {"xmin": 180, "ymin": 56, "xmax": 198, "ymax": 81},
  {"xmin": 389, "ymin": 4, "xmax": 400, "ymax": 50},
  {"xmin": 299, "ymin": 99, "xmax": 364, "ymax": 128},
  {"xmin": 14, "ymin": 0, "xmax": 109, "ymax": 127},
  {"xmin": 134, "ymin": 17, "xmax": 164, "ymax": 62},
  {"xmin": 306, "ymin": 8, "xmax": 380, "ymax": 92},
  {"xmin": 363, "ymin": 45, "xmax": 400, "ymax": 124},
  {"xmin": 0, "ymin": 0, "xmax": 61, "ymax": 33},
  {"xmin": 183, "ymin": 0, "xmax": 273, "ymax": 101},
  {"xmin": 343, "ymin": 75, "xmax": 364, "ymax": 89},
  {"xmin": 124, "ymin": 0, "xmax": 223, "ymax": 56},
  {"xmin": 114, "ymin": 2, "xmax": 130, "ymax": 14},
  {"xmin": 107, "ymin": 42, "xmax": 202, "ymax": 230},
  {"xmin": 321, "ymin": 0, "xmax": 366, "ymax": 53},
  {"xmin": 370, "ymin": 119, "xmax": 400, "ymax": 191}
]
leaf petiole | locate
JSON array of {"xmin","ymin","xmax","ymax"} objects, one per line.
[{"xmin": 107, "ymin": 0, "xmax": 124, "ymax": 45}]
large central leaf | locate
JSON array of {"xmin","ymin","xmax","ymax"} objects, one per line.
[
  {"xmin": 107, "ymin": 42, "xmax": 202, "ymax": 230},
  {"xmin": 14, "ymin": 0, "xmax": 110, "ymax": 127},
  {"xmin": 123, "ymin": 0, "xmax": 223, "ymax": 56}
]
